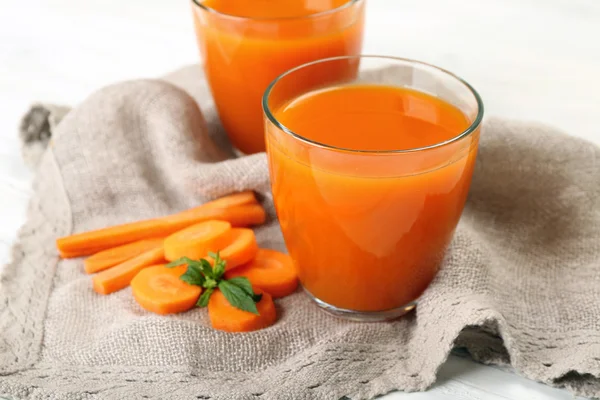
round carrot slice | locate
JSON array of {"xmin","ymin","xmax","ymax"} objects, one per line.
[
  {"xmin": 225, "ymin": 249, "xmax": 298, "ymax": 298},
  {"xmin": 208, "ymin": 288, "xmax": 276, "ymax": 333},
  {"xmin": 209, "ymin": 228, "xmax": 258, "ymax": 271},
  {"xmin": 131, "ymin": 265, "xmax": 202, "ymax": 315},
  {"xmin": 164, "ymin": 220, "xmax": 232, "ymax": 261}
]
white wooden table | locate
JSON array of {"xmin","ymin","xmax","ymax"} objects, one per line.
[{"xmin": 1, "ymin": 0, "xmax": 598, "ymax": 398}]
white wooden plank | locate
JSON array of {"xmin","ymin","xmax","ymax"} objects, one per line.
[{"xmin": 386, "ymin": 356, "xmax": 586, "ymax": 400}]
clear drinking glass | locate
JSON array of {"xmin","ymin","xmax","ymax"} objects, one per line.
[
  {"xmin": 263, "ymin": 56, "xmax": 484, "ymax": 321},
  {"xmin": 191, "ymin": 0, "xmax": 366, "ymax": 155}
]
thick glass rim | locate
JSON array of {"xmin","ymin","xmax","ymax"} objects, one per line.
[
  {"xmin": 191, "ymin": 0, "xmax": 363, "ymax": 22},
  {"xmin": 262, "ymin": 55, "xmax": 485, "ymax": 155}
]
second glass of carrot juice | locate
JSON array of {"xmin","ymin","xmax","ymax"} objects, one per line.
[
  {"xmin": 264, "ymin": 56, "xmax": 484, "ymax": 321},
  {"xmin": 191, "ymin": 0, "xmax": 366, "ymax": 155}
]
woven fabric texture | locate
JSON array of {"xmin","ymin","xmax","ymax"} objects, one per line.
[{"xmin": 1, "ymin": 66, "xmax": 599, "ymax": 399}]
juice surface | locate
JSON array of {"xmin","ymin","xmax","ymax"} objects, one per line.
[
  {"xmin": 267, "ymin": 85, "xmax": 479, "ymax": 311},
  {"xmin": 202, "ymin": 0, "xmax": 351, "ymax": 18},
  {"xmin": 193, "ymin": 0, "xmax": 365, "ymax": 154},
  {"xmin": 276, "ymin": 85, "xmax": 470, "ymax": 151}
]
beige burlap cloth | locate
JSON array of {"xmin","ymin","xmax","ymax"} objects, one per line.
[{"xmin": 1, "ymin": 66, "xmax": 600, "ymax": 400}]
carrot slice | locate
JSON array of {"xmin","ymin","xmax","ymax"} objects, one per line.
[
  {"xmin": 84, "ymin": 238, "xmax": 165, "ymax": 274},
  {"xmin": 225, "ymin": 249, "xmax": 298, "ymax": 298},
  {"xmin": 57, "ymin": 200, "xmax": 266, "ymax": 258},
  {"xmin": 92, "ymin": 246, "xmax": 165, "ymax": 295},
  {"xmin": 208, "ymin": 288, "xmax": 276, "ymax": 332},
  {"xmin": 208, "ymin": 228, "xmax": 258, "ymax": 271},
  {"xmin": 164, "ymin": 220, "xmax": 232, "ymax": 262},
  {"xmin": 131, "ymin": 265, "xmax": 202, "ymax": 315}
]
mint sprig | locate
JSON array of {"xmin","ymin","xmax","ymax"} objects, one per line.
[
  {"xmin": 166, "ymin": 252, "xmax": 261, "ymax": 315},
  {"xmin": 196, "ymin": 287, "xmax": 214, "ymax": 307}
]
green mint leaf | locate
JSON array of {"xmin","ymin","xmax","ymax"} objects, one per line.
[
  {"xmin": 226, "ymin": 276, "xmax": 261, "ymax": 302},
  {"xmin": 226, "ymin": 276, "xmax": 254, "ymax": 296},
  {"xmin": 213, "ymin": 261, "xmax": 226, "ymax": 281},
  {"xmin": 218, "ymin": 280, "xmax": 260, "ymax": 315},
  {"xmin": 209, "ymin": 252, "xmax": 227, "ymax": 280},
  {"xmin": 252, "ymin": 293, "xmax": 263, "ymax": 303},
  {"xmin": 166, "ymin": 257, "xmax": 196, "ymax": 268},
  {"xmin": 204, "ymin": 277, "xmax": 218, "ymax": 290},
  {"xmin": 196, "ymin": 288, "xmax": 214, "ymax": 308},
  {"xmin": 213, "ymin": 262, "xmax": 226, "ymax": 281},
  {"xmin": 179, "ymin": 264, "xmax": 205, "ymax": 286},
  {"xmin": 198, "ymin": 259, "xmax": 215, "ymax": 279}
]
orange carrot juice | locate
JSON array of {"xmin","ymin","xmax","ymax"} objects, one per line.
[
  {"xmin": 264, "ymin": 57, "xmax": 483, "ymax": 318},
  {"xmin": 191, "ymin": 0, "xmax": 365, "ymax": 154}
]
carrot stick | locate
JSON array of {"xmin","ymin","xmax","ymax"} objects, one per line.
[
  {"xmin": 188, "ymin": 191, "xmax": 257, "ymax": 211},
  {"xmin": 84, "ymin": 238, "xmax": 165, "ymax": 274},
  {"xmin": 58, "ymin": 219, "xmax": 167, "ymax": 258},
  {"xmin": 92, "ymin": 246, "xmax": 165, "ymax": 295},
  {"xmin": 161, "ymin": 191, "xmax": 259, "ymax": 225},
  {"xmin": 57, "ymin": 199, "xmax": 266, "ymax": 258},
  {"xmin": 208, "ymin": 288, "xmax": 276, "ymax": 332},
  {"xmin": 58, "ymin": 250, "xmax": 86, "ymax": 259},
  {"xmin": 56, "ymin": 191, "xmax": 257, "ymax": 258},
  {"xmin": 226, "ymin": 203, "xmax": 266, "ymax": 226},
  {"xmin": 164, "ymin": 220, "xmax": 232, "ymax": 262},
  {"xmin": 225, "ymin": 249, "xmax": 298, "ymax": 298},
  {"xmin": 131, "ymin": 265, "xmax": 202, "ymax": 315},
  {"xmin": 163, "ymin": 203, "xmax": 267, "ymax": 231},
  {"xmin": 208, "ymin": 228, "xmax": 258, "ymax": 271}
]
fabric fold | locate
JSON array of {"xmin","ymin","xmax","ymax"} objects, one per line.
[{"xmin": 2, "ymin": 66, "xmax": 600, "ymax": 400}]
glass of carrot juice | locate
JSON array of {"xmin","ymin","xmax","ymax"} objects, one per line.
[
  {"xmin": 191, "ymin": 0, "xmax": 365, "ymax": 155},
  {"xmin": 263, "ymin": 56, "xmax": 484, "ymax": 321}
]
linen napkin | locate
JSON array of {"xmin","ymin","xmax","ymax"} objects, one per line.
[{"xmin": 1, "ymin": 65, "xmax": 600, "ymax": 400}]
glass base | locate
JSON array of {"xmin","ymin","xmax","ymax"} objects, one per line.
[{"xmin": 303, "ymin": 287, "xmax": 417, "ymax": 322}]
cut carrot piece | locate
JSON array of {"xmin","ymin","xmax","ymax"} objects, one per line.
[
  {"xmin": 58, "ymin": 250, "xmax": 84, "ymax": 259},
  {"xmin": 225, "ymin": 249, "xmax": 298, "ymax": 298},
  {"xmin": 164, "ymin": 203, "xmax": 266, "ymax": 231},
  {"xmin": 164, "ymin": 220, "xmax": 232, "ymax": 262},
  {"xmin": 192, "ymin": 191, "xmax": 257, "ymax": 210},
  {"xmin": 58, "ymin": 219, "xmax": 168, "ymax": 258},
  {"xmin": 57, "ymin": 199, "xmax": 266, "ymax": 258},
  {"xmin": 84, "ymin": 238, "xmax": 165, "ymax": 274},
  {"xmin": 221, "ymin": 203, "xmax": 266, "ymax": 227},
  {"xmin": 131, "ymin": 265, "xmax": 202, "ymax": 315},
  {"xmin": 166, "ymin": 191, "xmax": 258, "ymax": 226},
  {"xmin": 92, "ymin": 246, "xmax": 165, "ymax": 295},
  {"xmin": 208, "ymin": 288, "xmax": 276, "ymax": 332},
  {"xmin": 208, "ymin": 228, "xmax": 258, "ymax": 271}
]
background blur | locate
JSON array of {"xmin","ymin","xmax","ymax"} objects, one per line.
[{"xmin": 2, "ymin": 0, "xmax": 599, "ymax": 139}]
